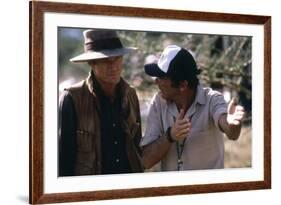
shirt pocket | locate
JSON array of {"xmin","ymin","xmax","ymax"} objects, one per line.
[
  {"xmin": 76, "ymin": 130, "xmax": 94, "ymax": 152},
  {"xmin": 189, "ymin": 129, "xmax": 216, "ymax": 149},
  {"xmin": 186, "ymin": 129, "xmax": 222, "ymax": 169}
]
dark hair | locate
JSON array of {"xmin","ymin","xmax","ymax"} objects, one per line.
[{"xmin": 170, "ymin": 76, "xmax": 199, "ymax": 89}]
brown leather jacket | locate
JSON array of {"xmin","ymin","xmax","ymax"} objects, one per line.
[{"xmin": 66, "ymin": 73, "xmax": 143, "ymax": 175}]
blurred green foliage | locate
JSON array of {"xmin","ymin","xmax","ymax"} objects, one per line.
[{"xmin": 58, "ymin": 27, "xmax": 252, "ymax": 115}]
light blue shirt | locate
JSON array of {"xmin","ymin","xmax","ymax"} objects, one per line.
[{"xmin": 140, "ymin": 85, "xmax": 228, "ymax": 171}]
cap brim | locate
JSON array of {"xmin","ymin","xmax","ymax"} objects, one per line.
[
  {"xmin": 144, "ymin": 63, "xmax": 167, "ymax": 77},
  {"xmin": 70, "ymin": 47, "xmax": 137, "ymax": 63}
]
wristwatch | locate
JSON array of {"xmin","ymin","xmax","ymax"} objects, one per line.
[{"xmin": 166, "ymin": 127, "xmax": 175, "ymax": 143}]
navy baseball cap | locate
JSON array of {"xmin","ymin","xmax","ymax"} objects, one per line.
[{"xmin": 144, "ymin": 45, "xmax": 200, "ymax": 81}]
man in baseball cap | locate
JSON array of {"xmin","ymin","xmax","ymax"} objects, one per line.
[
  {"xmin": 59, "ymin": 29, "xmax": 143, "ymax": 176},
  {"xmin": 141, "ymin": 45, "xmax": 245, "ymax": 171}
]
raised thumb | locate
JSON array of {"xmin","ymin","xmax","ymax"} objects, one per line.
[
  {"xmin": 230, "ymin": 97, "xmax": 238, "ymax": 106},
  {"xmin": 228, "ymin": 97, "xmax": 238, "ymax": 113}
]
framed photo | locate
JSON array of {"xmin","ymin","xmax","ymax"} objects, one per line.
[{"xmin": 30, "ymin": 1, "xmax": 271, "ymax": 204}]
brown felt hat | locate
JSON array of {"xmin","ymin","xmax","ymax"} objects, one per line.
[{"xmin": 70, "ymin": 29, "xmax": 137, "ymax": 63}]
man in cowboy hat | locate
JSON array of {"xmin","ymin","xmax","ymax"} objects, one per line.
[
  {"xmin": 59, "ymin": 29, "xmax": 143, "ymax": 176},
  {"xmin": 140, "ymin": 45, "xmax": 245, "ymax": 171}
]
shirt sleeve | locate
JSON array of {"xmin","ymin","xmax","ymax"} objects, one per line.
[
  {"xmin": 140, "ymin": 93, "xmax": 164, "ymax": 147},
  {"xmin": 58, "ymin": 91, "xmax": 77, "ymax": 176},
  {"xmin": 210, "ymin": 93, "xmax": 228, "ymax": 129}
]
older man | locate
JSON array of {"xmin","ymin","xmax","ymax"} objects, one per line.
[{"xmin": 59, "ymin": 29, "xmax": 143, "ymax": 176}]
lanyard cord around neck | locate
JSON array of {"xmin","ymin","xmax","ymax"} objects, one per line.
[
  {"xmin": 173, "ymin": 112, "xmax": 193, "ymax": 171},
  {"xmin": 172, "ymin": 115, "xmax": 187, "ymax": 171},
  {"xmin": 176, "ymin": 138, "xmax": 186, "ymax": 171}
]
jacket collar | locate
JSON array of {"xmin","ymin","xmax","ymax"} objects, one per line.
[
  {"xmin": 85, "ymin": 71, "xmax": 131, "ymax": 119},
  {"xmin": 85, "ymin": 71, "xmax": 130, "ymax": 97}
]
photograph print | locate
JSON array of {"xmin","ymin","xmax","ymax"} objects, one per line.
[{"xmin": 58, "ymin": 27, "xmax": 251, "ymax": 176}]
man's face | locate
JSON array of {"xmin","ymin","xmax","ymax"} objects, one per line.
[
  {"xmin": 155, "ymin": 77, "xmax": 179, "ymax": 102},
  {"xmin": 90, "ymin": 56, "xmax": 123, "ymax": 85}
]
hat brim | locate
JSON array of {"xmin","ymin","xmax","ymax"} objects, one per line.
[
  {"xmin": 144, "ymin": 63, "xmax": 167, "ymax": 77},
  {"xmin": 70, "ymin": 47, "xmax": 137, "ymax": 63}
]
